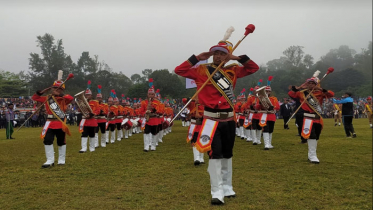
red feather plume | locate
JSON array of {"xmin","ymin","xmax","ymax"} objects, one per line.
[
  {"xmin": 98, "ymin": 85, "xmax": 102, "ymax": 89},
  {"xmin": 259, "ymin": 79, "xmax": 263, "ymax": 82},
  {"xmin": 268, "ymin": 76, "xmax": 273, "ymax": 81},
  {"xmin": 156, "ymin": 89, "xmax": 160, "ymax": 93},
  {"xmin": 87, "ymin": 80, "xmax": 91, "ymax": 85},
  {"xmin": 121, "ymin": 94, "xmax": 124, "ymax": 97},
  {"xmin": 111, "ymin": 89, "xmax": 115, "ymax": 93},
  {"xmin": 149, "ymin": 78, "xmax": 153, "ymax": 82},
  {"xmin": 250, "ymin": 88, "xmax": 254, "ymax": 91}
]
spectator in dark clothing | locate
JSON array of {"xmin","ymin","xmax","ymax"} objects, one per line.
[
  {"xmin": 333, "ymin": 92, "xmax": 356, "ymax": 138},
  {"xmin": 280, "ymin": 99, "xmax": 292, "ymax": 129}
]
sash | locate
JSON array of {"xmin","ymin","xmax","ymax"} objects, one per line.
[
  {"xmin": 141, "ymin": 117, "xmax": 146, "ymax": 130},
  {"xmin": 302, "ymin": 91, "xmax": 322, "ymax": 118},
  {"xmin": 259, "ymin": 113, "xmax": 268, "ymax": 127},
  {"xmin": 122, "ymin": 118, "xmax": 129, "ymax": 126},
  {"xmin": 301, "ymin": 118, "xmax": 314, "ymax": 139},
  {"xmin": 79, "ymin": 119, "xmax": 86, "ymax": 133},
  {"xmin": 205, "ymin": 66, "xmax": 235, "ymax": 108},
  {"xmin": 105, "ymin": 122, "xmax": 109, "ymax": 130},
  {"xmin": 40, "ymin": 121, "xmax": 51, "ymax": 139},
  {"xmin": 186, "ymin": 124, "xmax": 197, "ymax": 143},
  {"xmin": 46, "ymin": 95, "xmax": 71, "ymax": 136},
  {"xmin": 243, "ymin": 113, "xmax": 253, "ymax": 128},
  {"xmin": 195, "ymin": 119, "xmax": 219, "ymax": 153}
]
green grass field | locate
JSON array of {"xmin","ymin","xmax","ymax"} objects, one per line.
[{"xmin": 0, "ymin": 118, "xmax": 372, "ymax": 210}]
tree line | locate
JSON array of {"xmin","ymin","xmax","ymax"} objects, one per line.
[{"xmin": 1, "ymin": 33, "xmax": 371, "ymax": 100}]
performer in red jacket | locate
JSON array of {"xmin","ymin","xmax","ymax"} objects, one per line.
[
  {"xmin": 255, "ymin": 76, "xmax": 280, "ymax": 150},
  {"xmin": 175, "ymin": 40, "xmax": 259, "ymax": 205},
  {"xmin": 288, "ymin": 71, "xmax": 334, "ymax": 163},
  {"xmin": 79, "ymin": 81, "xmax": 100, "ymax": 153},
  {"xmin": 32, "ymin": 71, "xmax": 73, "ymax": 168}
]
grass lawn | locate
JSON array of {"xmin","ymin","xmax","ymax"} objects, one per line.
[{"xmin": 0, "ymin": 118, "xmax": 372, "ymax": 210}]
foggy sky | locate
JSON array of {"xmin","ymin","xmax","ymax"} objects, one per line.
[{"xmin": 0, "ymin": 0, "xmax": 372, "ymax": 77}]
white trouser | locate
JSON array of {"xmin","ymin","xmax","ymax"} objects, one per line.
[
  {"xmin": 58, "ymin": 145, "xmax": 66, "ymax": 164},
  {"xmin": 151, "ymin": 134, "xmax": 157, "ymax": 150},
  {"xmin": 94, "ymin": 133, "xmax": 99, "ymax": 148},
  {"xmin": 89, "ymin": 136, "xmax": 96, "ymax": 152},
  {"xmin": 269, "ymin": 133, "xmax": 274, "ymax": 148},
  {"xmin": 256, "ymin": 129, "xmax": 262, "ymax": 144},
  {"xmin": 101, "ymin": 134, "xmax": 106, "ymax": 147},
  {"xmin": 43, "ymin": 145, "xmax": 55, "ymax": 165},
  {"xmin": 158, "ymin": 130, "xmax": 163, "ymax": 142},
  {"xmin": 124, "ymin": 129, "xmax": 129, "ymax": 139},
  {"xmin": 239, "ymin": 127, "xmax": 245, "ymax": 138},
  {"xmin": 80, "ymin": 137, "xmax": 88, "ymax": 152},
  {"xmin": 110, "ymin": 131, "xmax": 115, "ymax": 143},
  {"xmin": 308, "ymin": 139, "xmax": 319, "ymax": 163},
  {"xmin": 208, "ymin": 159, "xmax": 224, "ymax": 203},
  {"xmin": 116, "ymin": 129, "xmax": 122, "ymax": 141},
  {"xmin": 221, "ymin": 158, "xmax": 235, "ymax": 197},
  {"xmin": 263, "ymin": 132, "xmax": 270, "ymax": 149},
  {"xmin": 246, "ymin": 129, "xmax": 253, "ymax": 141},
  {"xmin": 143, "ymin": 134, "xmax": 151, "ymax": 151},
  {"xmin": 105, "ymin": 132, "xmax": 109, "ymax": 143}
]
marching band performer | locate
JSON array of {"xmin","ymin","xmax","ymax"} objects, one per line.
[
  {"xmin": 180, "ymin": 107, "xmax": 190, "ymax": 127},
  {"xmin": 122, "ymin": 100, "xmax": 133, "ymax": 139},
  {"xmin": 156, "ymin": 90, "xmax": 164, "ymax": 144},
  {"xmin": 251, "ymin": 80, "xmax": 264, "ymax": 145},
  {"xmin": 79, "ymin": 81, "xmax": 100, "ymax": 153},
  {"xmin": 288, "ymin": 71, "xmax": 334, "ymax": 163},
  {"xmin": 114, "ymin": 94, "xmax": 123, "ymax": 141},
  {"xmin": 106, "ymin": 90, "xmax": 118, "ymax": 144},
  {"xmin": 140, "ymin": 79, "xmax": 161, "ymax": 151},
  {"xmin": 243, "ymin": 88, "xmax": 255, "ymax": 142},
  {"xmin": 333, "ymin": 102, "xmax": 342, "ymax": 126},
  {"xmin": 255, "ymin": 76, "xmax": 280, "ymax": 150},
  {"xmin": 95, "ymin": 85, "xmax": 108, "ymax": 147},
  {"xmin": 175, "ymin": 38, "xmax": 259, "ymax": 205},
  {"xmin": 363, "ymin": 96, "xmax": 372, "ymax": 128},
  {"xmin": 234, "ymin": 89, "xmax": 246, "ymax": 139},
  {"xmin": 183, "ymin": 97, "xmax": 205, "ymax": 166},
  {"xmin": 32, "ymin": 70, "xmax": 74, "ymax": 168}
]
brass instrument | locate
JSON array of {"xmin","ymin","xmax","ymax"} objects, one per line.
[
  {"xmin": 74, "ymin": 91, "xmax": 93, "ymax": 118},
  {"xmin": 145, "ymin": 98, "xmax": 153, "ymax": 122},
  {"xmin": 255, "ymin": 86, "xmax": 273, "ymax": 110}
]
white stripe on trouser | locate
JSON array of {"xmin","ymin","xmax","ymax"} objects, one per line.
[
  {"xmin": 44, "ymin": 145, "xmax": 54, "ymax": 165},
  {"xmin": 221, "ymin": 158, "xmax": 235, "ymax": 197},
  {"xmin": 58, "ymin": 145, "xmax": 66, "ymax": 164},
  {"xmin": 208, "ymin": 159, "xmax": 224, "ymax": 203}
]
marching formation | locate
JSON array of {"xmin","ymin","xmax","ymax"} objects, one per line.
[
  {"xmin": 31, "ymin": 71, "xmax": 174, "ymax": 168},
  {"xmin": 9, "ymin": 24, "xmax": 370, "ymax": 207}
]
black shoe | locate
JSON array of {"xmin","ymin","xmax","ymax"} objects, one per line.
[
  {"xmin": 200, "ymin": 162, "xmax": 205, "ymax": 164},
  {"xmin": 211, "ymin": 198, "xmax": 224, "ymax": 205},
  {"xmin": 334, "ymin": 123, "xmax": 337, "ymax": 126},
  {"xmin": 286, "ymin": 127, "xmax": 290, "ymax": 130},
  {"xmin": 41, "ymin": 163, "xmax": 54, "ymax": 168},
  {"xmin": 194, "ymin": 160, "xmax": 200, "ymax": 166},
  {"xmin": 264, "ymin": 148, "xmax": 269, "ymax": 150},
  {"xmin": 253, "ymin": 142, "xmax": 257, "ymax": 145},
  {"xmin": 225, "ymin": 194, "xmax": 236, "ymax": 198},
  {"xmin": 10, "ymin": 137, "xmax": 15, "ymax": 139},
  {"xmin": 79, "ymin": 150, "xmax": 86, "ymax": 153},
  {"xmin": 352, "ymin": 133, "xmax": 357, "ymax": 138},
  {"xmin": 143, "ymin": 150, "xmax": 148, "ymax": 152}
]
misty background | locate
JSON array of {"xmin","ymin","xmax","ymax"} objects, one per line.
[{"xmin": 0, "ymin": 0, "xmax": 372, "ymax": 99}]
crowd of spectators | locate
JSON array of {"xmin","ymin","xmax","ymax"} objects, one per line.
[{"xmin": 0, "ymin": 96, "xmax": 370, "ymax": 130}]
